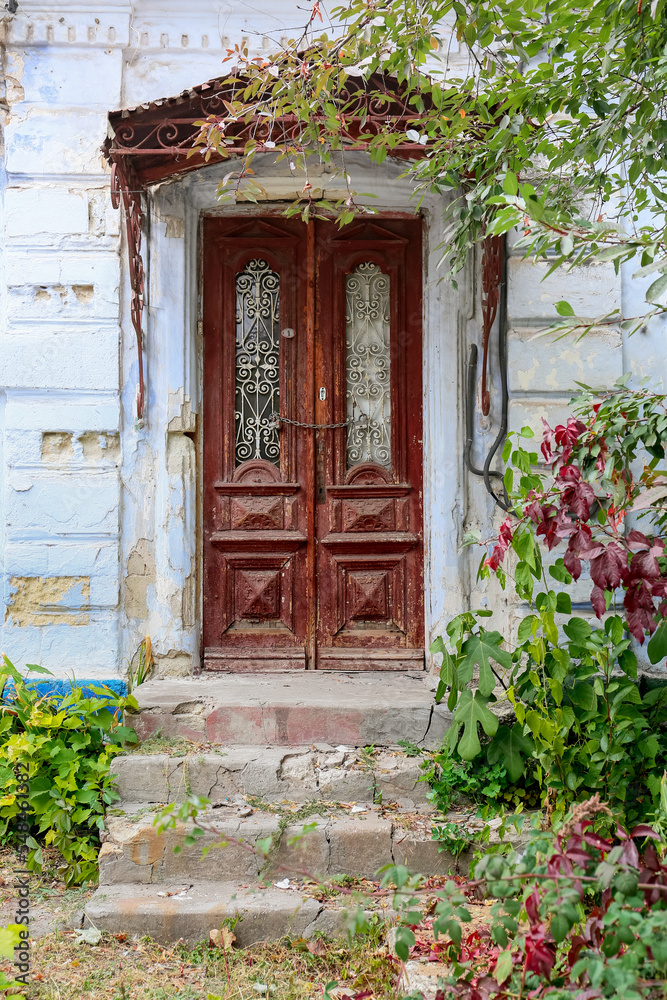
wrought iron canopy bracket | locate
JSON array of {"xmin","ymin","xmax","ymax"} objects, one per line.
[{"xmin": 110, "ymin": 160, "xmax": 146, "ymax": 422}]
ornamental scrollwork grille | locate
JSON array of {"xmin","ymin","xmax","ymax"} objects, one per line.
[
  {"xmin": 345, "ymin": 262, "xmax": 392, "ymax": 469},
  {"xmin": 234, "ymin": 259, "xmax": 281, "ymax": 467}
]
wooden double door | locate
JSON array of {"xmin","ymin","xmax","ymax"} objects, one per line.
[{"xmin": 202, "ymin": 215, "xmax": 424, "ymax": 670}]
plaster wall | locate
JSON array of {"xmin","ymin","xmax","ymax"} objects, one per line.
[{"xmin": 0, "ymin": 0, "xmax": 662, "ymax": 679}]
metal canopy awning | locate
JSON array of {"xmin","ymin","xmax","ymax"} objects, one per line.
[{"xmin": 103, "ymin": 71, "xmax": 433, "ymax": 186}]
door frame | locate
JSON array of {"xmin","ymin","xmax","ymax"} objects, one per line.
[{"xmin": 122, "ymin": 155, "xmax": 470, "ymax": 675}]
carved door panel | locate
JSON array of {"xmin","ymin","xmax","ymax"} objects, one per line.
[
  {"xmin": 203, "ymin": 216, "xmax": 424, "ymax": 670},
  {"xmin": 314, "ymin": 219, "xmax": 424, "ymax": 669}
]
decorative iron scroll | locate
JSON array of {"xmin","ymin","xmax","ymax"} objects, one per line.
[
  {"xmin": 103, "ymin": 73, "xmax": 436, "ymax": 187},
  {"xmin": 345, "ymin": 262, "xmax": 391, "ymax": 469},
  {"xmin": 480, "ymin": 235, "xmax": 503, "ymax": 417},
  {"xmin": 110, "ymin": 161, "xmax": 145, "ymax": 420},
  {"xmin": 235, "ymin": 259, "xmax": 281, "ymax": 467}
]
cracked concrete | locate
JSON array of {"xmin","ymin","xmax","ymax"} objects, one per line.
[
  {"xmin": 85, "ymin": 881, "xmax": 377, "ymax": 946},
  {"xmin": 99, "ymin": 803, "xmax": 454, "ymax": 886},
  {"xmin": 112, "ymin": 746, "xmax": 429, "ymax": 808},
  {"xmin": 128, "ymin": 673, "xmax": 452, "ymax": 747}
]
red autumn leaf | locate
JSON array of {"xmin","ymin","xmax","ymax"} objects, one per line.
[
  {"xmin": 564, "ymin": 545, "xmax": 582, "ymax": 580},
  {"xmin": 485, "ymin": 545, "xmax": 505, "ymax": 572},
  {"xmin": 591, "ymin": 584, "xmax": 607, "ymax": 618},
  {"xmin": 568, "ymin": 933, "xmax": 586, "ymax": 966},
  {"xmin": 625, "ymin": 580, "xmax": 658, "ymax": 641},
  {"xmin": 627, "ymin": 529, "xmax": 651, "ymax": 550},
  {"xmin": 485, "ymin": 519, "xmax": 513, "ymax": 571},
  {"xmin": 629, "ymin": 540, "xmax": 664, "ymax": 580},
  {"xmin": 525, "ymin": 889, "xmax": 540, "ymax": 927},
  {"xmin": 554, "ymin": 417, "xmax": 587, "ymax": 448},
  {"xmin": 562, "ymin": 479, "xmax": 596, "ymax": 519},
  {"xmin": 590, "ymin": 542, "xmax": 626, "ymax": 590},
  {"xmin": 630, "ymin": 824, "xmax": 658, "ymax": 839},
  {"xmin": 558, "ymin": 464, "xmax": 583, "ymax": 482},
  {"xmin": 525, "ymin": 931, "xmax": 556, "ymax": 977},
  {"xmin": 541, "ymin": 418, "xmax": 554, "ymax": 462}
]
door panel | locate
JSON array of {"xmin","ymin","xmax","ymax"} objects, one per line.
[
  {"xmin": 202, "ymin": 218, "xmax": 312, "ymax": 670},
  {"xmin": 314, "ymin": 220, "xmax": 424, "ymax": 669},
  {"xmin": 203, "ymin": 215, "xmax": 423, "ymax": 670}
]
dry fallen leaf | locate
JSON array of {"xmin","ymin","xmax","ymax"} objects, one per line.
[
  {"xmin": 209, "ymin": 926, "xmax": 236, "ymax": 950},
  {"xmin": 306, "ymin": 938, "xmax": 327, "ymax": 957}
]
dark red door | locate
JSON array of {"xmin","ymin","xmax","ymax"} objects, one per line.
[{"xmin": 203, "ymin": 215, "xmax": 423, "ymax": 670}]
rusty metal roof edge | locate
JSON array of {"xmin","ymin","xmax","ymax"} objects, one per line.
[{"xmin": 106, "ymin": 67, "xmax": 418, "ymax": 123}]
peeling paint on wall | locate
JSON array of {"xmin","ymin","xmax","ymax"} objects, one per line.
[
  {"xmin": 41, "ymin": 432, "xmax": 75, "ymax": 463},
  {"xmin": 153, "ymin": 649, "xmax": 192, "ymax": 678},
  {"xmin": 41, "ymin": 431, "xmax": 120, "ymax": 464},
  {"xmin": 125, "ymin": 539, "xmax": 155, "ymax": 620},
  {"xmin": 80, "ymin": 432, "xmax": 120, "ymax": 463},
  {"xmin": 5, "ymin": 576, "xmax": 91, "ymax": 626}
]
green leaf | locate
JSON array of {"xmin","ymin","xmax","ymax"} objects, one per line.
[
  {"xmin": 647, "ymin": 619, "xmax": 667, "ymax": 664},
  {"xmin": 551, "ymin": 913, "xmax": 571, "ymax": 943},
  {"xmin": 454, "ymin": 690, "xmax": 499, "ymax": 760},
  {"xmin": 394, "ymin": 926, "xmax": 415, "ymax": 961},
  {"xmin": 0, "ymin": 655, "xmax": 22, "ymax": 684},
  {"xmin": 487, "ymin": 724, "xmax": 533, "ymax": 782},
  {"xmin": 571, "ymin": 681, "xmax": 596, "ymax": 710},
  {"xmin": 618, "ymin": 649, "xmax": 637, "ymax": 678},
  {"xmin": 517, "ymin": 615, "xmax": 538, "ymax": 644},
  {"xmin": 563, "ymin": 618, "xmax": 592, "ymax": 644},
  {"xmin": 556, "ymin": 592, "xmax": 572, "ymax": 614},
  {"xmin": 555, "ymin": 300, "xmax": 575, "ymax": 316},
  {"xmin": 461, "ymin": 631, "xmax": 512, "ymax": 697},
  {"xmin": 0, "ymin": 924, "xmax": 23, "ymax": 960},
  {"xmin": 549, "ymin": 559, "xmax": 573, "ymax": 584},
  {"xmin": 502, "ymin": 171, "xmax": 518, "ymax": 195},
  {"xmin": 646, "ymin": 272, "xmax": 667, "ymax": 303},
  {"xmin": 495, "ymin": 948, "xmax": 513, "ymax": 984},
  {"xmin": 255, "ymin": 836, "xmax": 273, "ymax": 857}
]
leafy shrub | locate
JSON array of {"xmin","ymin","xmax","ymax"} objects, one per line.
[
  {"xmin": 482, "ymin": 382, "xmax": 667, "ymax": 644},
  {"xmin": 0, "ymin": 655, "xmax": 137, "ymax": 884},
  {"xmin": 432, "ymin": 604, "xmax": 667, "ymax": 827},
  {"xmin": 432, "ymin": 381, "xmax": 667, "ymax": 828},
  {"xmin": 420, "ymin": 744, "xmax": 541, "ymax": 817},
  {"xmin": 385, "ymin": 797, "xmax": 667, "ymax": 999}
]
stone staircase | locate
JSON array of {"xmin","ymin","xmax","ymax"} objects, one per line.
[{"xmin": 85, "ymin": 672, "xmax": 460, "ymax": 944}]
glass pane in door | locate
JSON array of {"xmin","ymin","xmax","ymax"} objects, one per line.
[
  {"xmin": 345, "ymin": 262, "xmax": 391, "ymax": 469},
  {"xmin": 235, "ymin": 258, "xmax": 280, "ymax": 466}
]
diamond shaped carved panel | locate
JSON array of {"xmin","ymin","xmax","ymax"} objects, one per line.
[
  {"xmin": 347, "ymin": 571, "xmax": 388, "ymax": 620},
  {"xmin": 331, "ymin": 555, "xmax": 406, "ymax": 635},
  {"xmin": 236, "ymin": 568, "xmax": 280, "ymax": 619},
  {"xmin": 342, "ymin": 499, "xmax": 395, "ymax": 532},
  {"xmin": 231, "ymin": 497, "xmax": 284, "ymax": 530}
]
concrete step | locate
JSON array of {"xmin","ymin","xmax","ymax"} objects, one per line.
[
  {"xmin": 111, "ymin": 746, "xmax": 430, "ymax": 808},
  {"xmin": 99, "ymin": 803, "xmax": 458, "ymax": 886},
  {"xmin": 127, "ymin": 672, "xmax": 449, "ymax": 748},
  {"xmin": 85, "ymin": 880, "xmax": 376, "ymax": 946}
]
